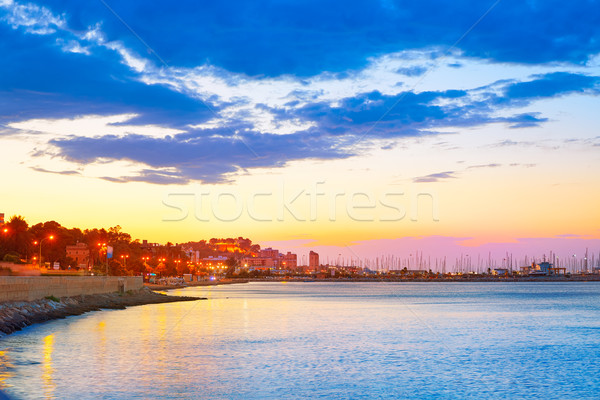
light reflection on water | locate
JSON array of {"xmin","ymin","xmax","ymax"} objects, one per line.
[
  {"xmin": 41, "ymin": 335, "xmax": 54, "ymax": 399},
  {"xmin": 1, "ymin": 282, "xmax": 600, "ymax": 399}
]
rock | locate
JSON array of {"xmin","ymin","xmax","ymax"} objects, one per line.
[{"xmin": 0, "ymin": 289, "xmax": 205, "ymax": 335}]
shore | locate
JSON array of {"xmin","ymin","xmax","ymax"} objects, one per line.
[
  {"xmin": 145, "ymin": 278, "xmax": 249, "ymax": 291},
  {"xmin": 0, "ymin": 287, "xmax": 204, "ymax": 336}
]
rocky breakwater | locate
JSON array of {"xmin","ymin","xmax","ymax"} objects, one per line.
[{"xmin": 0, "ymin": 287, "xmax": 204, "ymax": 335}]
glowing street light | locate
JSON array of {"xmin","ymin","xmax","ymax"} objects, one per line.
[
  {"xmin": 38, "ymin": 235, "xmax": 54, "ymax": 268},
  {"xmin": 98, "ymin": 243, "xmax": 110, "ymax": 275},
  {"xmin": 120, "ymin": 254, "xmax": 129, "ymax": 268}
]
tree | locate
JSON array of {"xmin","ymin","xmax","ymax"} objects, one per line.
[
  {"xmin": 3, "ymin": 216, "xmax": 32, "ymax": 260},
  {"xmin": 225, "ymin": 256, "xmax": 239, "ymax": 277}
]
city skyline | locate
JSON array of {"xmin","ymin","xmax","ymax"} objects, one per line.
[{"xmin": 1, "ymin": 0, "xmax": 599, "ymax": 264}]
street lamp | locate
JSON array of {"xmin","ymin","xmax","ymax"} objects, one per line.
[
  {"xmin": 98, "ymin": 243, "xmax": 109, "ymax": 275},
  {"xmin": 37, "ymin": 235, "xmax": 54, "ymax": 268},
  {"xmin": 120, "ymin": 254, "xmax": 129, "ymax": 268}
]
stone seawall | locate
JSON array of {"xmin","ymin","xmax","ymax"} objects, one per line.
[
  {"xmin": 0, "ymin": 276, "xmax": 143, "ymax": 302},
  {"xmin": 0, "ymin": 288, "xmax": 204, "ymax": 335}
]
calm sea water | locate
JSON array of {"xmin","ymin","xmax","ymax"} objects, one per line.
[{"xmin": 1, "ymin": 282, "xmax": 600, "ymax": 399}]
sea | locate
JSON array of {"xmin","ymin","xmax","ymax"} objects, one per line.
[{"xmin": 1, "ymin": 281, "xmax": 600, "ymax": 399}]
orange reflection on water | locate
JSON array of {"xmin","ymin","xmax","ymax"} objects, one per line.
[
  {"xmin": 0, "ymin": 349, "xmax": 14, "ymax": 390},
  {"xmin": 42, "ymin": 334, "xmax": 55, "ymax": 399}
]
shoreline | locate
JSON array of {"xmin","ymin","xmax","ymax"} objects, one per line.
[
  {"xmin": 0, "ymin": 287, "xmax": 204, "ymax": 336},
  {"xmin": 145, "ymin": 279, "xmax": 249, "ymax": 291},
  {"xmin": 283, "ymin": 276, "xmax": 600, "ymax": 282},
  {"xmin": 141, "ymin": 275, "xmax": 600, "ymax": 291}
]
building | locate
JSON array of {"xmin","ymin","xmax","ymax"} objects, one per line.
[
  {"xmin": 66, "ymin": 242, "xmax": 90, "ymax": 269},
  {"xmin": 309, "ymin": 251, "xmax": 319, "ymax": 269},
  {"xmin": 198, "ymin": 255, "xmax": 228, "ymax": 268},
  {"xmin": 534, "ymin": 262, "xmax": 566, "ymax": 276},
  {"xmin": 260, "ymin": 248, "xmax": 279, "ymax": 259},
  {"xmin": 282, "ymin": 252, "xmax": 297, "ymax": 269},
  {"xmin": 182, "ymin": 246, "xmax": 200, "ymax": 263},
  {"xmin": 0, "ymin": 213, "xmax": 4, "ymax": 225},
  {"xmin": 242, "ymin": 257, "xmax": 275, "ymax": 269},
  {"xmin": 492, "ymin": 268, "xmax": 509, "ymax": 276}
]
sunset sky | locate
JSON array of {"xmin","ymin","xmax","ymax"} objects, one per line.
[{"xmin": 1, "ymin": 0, "xmax": 599, "ymax": 265}]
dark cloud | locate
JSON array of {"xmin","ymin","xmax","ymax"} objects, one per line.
[
  {"xmin": 287, "ymin": 90, "xmax": 468, "ymax": 137},
  {"xmin": 506, "ymin": 113, "xmax": 548, "ymax": 128},
  {"xmin": 30, "ymin": 167, "xmax": 80, "ymax": 176},
  {"xmin": 41, "ymin": 72, "xmax": 599, "ymax": 184},
  {"xmin": 467, "ymin": 163, "xmax": 502, "ymax": 169},
  {"xmin": 2, "ymin": 1, "xmax": 600, "ymax": 185},
  {"xmin": 0, "ymin": 23, "xmax": 214, "ymax": 126},
  {"xmin": 34, "ymin": 0, "xmax": 600, "ymax": 76},
  {"xmin": 100, "ymin": 170, "xmax": 189, "ymax": 185},
  {"xmin": 48, "ymin": 130, "xmax": 355, "ymax": 184},
  {"xmin": 492, "ymin": 140, "xmax": 536, "ymax": 147},
  {"xmin": 504, "ymin": 72, "xmax": 600, "ymax": 100},
  {"xmin": 413, "ymin": 171, "xmax": 457, "ymax": 183}
]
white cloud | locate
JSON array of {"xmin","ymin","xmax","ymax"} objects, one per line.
[
  {"xmin": 57, "ymin": 38, "xmax": 91, "ymax": 55},
  {"xmin": 4, "ymin": 0, "xmax": 600, "ymax": 139},
  {"xmin": 3, "ymin": 0, "xmax": 600, "ymax": 143},
  {"xmin": 0, "ymin": 0, "xmax": 65, "ymax": 34}
]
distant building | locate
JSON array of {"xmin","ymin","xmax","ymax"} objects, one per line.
[
  {"xmin": 198, "ymin": 255, "xmax": 228, "ymax": 266},
  {"xmin": 141, "ymin": 239, "xmax": 160, "ymax": 248},
  {"xmin": 0, "ymin": 213, "xmax": 4, "ymax": 225},
  {"xmin": 243, "ymin": 257, "xmax": 275, "ymax": 269},
  {"xmin": 492, "ymin": 268, "xmax": 509, "ymax": 276},
  {"xmin": 521, "ymin": 262, "xmax": 566, "ymax": 276},
  {"xmin": 282, "ymin": 252, "xmax": 297, "ymax": 269},
  {"xmin": 141, "ymin": 240, "xmax": 161, "ymax": 255},
  {"xmin": 182, "ymin": 246, "xmax": 200, "ymax": 263},
  {"xmin": 309, "ymin": 251, "xmax": 319, "ymax": 269},
  {"xmin": 260, "ymin": 248, "xmax": 279, "ymax": 259},
  {"xmin": 66, "ymin": 242, "xmax": 90, "ymax": 269}
]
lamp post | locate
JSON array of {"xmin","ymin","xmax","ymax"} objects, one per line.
[
  {"xmin": 37, "ymin": 235, "xmax": 54, "ymax": 268},
  {"xmin": 120, "ymin": 254, "xmax": 129, "ymax": 268},
  {"xmin": 98, "ymin": 243, "xmax": 109, "ymax": 275}
]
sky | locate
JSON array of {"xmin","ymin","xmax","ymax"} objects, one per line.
[{"xmin": 1, "ymin": 0, "xmax": 599, "ymax": 268}]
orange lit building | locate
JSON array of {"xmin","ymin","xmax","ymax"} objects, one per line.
[
  {"xmin": 243, "ymin": 257, "xmax": 275, "ymax": 268},
  {"xmin": 197, "ymin": 256, "xmax": 228, "ymax": 269},
  {"xmin": 260, "ymin": 248, "xmax": 280, "ymax": 259},
  {"xmin": 309, "ymin": 251, "xmax": 319, "ymax": 269},
  {"xmin": 283, "ymin": 252, "xmax": 297, "ymax": 269},
  {"xmin": 66, "ymin": 242, "xmax": 90, "ymax": 269},
  {"xmin": 215, "ymin": 242, "xmax": 242, "ymax": 252}
]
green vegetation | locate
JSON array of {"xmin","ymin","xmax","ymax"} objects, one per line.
[
  {"xmin": 0, "ymin": 214, "xmax": 257, "ymax": 278},
  {"xmin": 2, "ymin": 253, "xmax": 20, "ymax": 263},
  {"xmin": 45, "ymin": 295, "xmax": 60, "ymax": 302}
]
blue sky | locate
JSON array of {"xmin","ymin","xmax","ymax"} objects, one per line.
[
  {"xmin": 1, "ymin": 0, "xmax": 599, "ymax": 184},
  {"xmin": 1, "ymin": 0, "xmax": 599, "ymax": 261}
]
